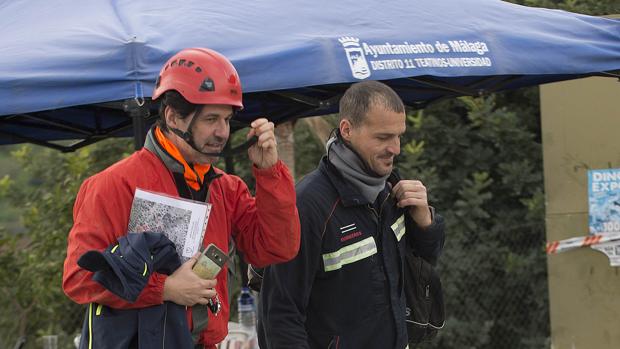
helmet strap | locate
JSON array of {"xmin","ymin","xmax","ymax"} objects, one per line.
[{"xmin": 167, "ymin": 106, "xmax": 258, "ymax": 158}]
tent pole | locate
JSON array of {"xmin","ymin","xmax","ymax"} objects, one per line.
[
  {"xmin": 224, "ymin": 142, "xmax": 235, "ymax": 174},
  {"xmin": 124, "ymin": 99, "xmax": 150, "ymax": 150}
]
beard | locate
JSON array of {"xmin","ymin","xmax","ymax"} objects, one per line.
[
  {"xmin": 200, "ymin": 136, "xmax": 227, "ymax": 152},
  {"xmin": 371, "ymin": 153, "xmax": 395, "ymax": 176}
]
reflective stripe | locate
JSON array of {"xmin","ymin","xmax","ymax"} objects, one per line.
[
  {"xmin": 322, "ymin": 237, "xmax": 377, "ymax": 272},
  {"xmin": 391, "ymin": 215, "xmax": 406, "ymax": 241},
  {"xmin": 96, "ymin": 304, "xmax": 102, "ymax": 316},
  {"xmin": 110, "ymin": 244, "xmax": 119, "ymax": 253},
  {"xmin": 88, "ymin": 303, "xmax": 93, "ymax": 349},
  {"xmin": 406, "ymin": 318, "xmax": 445, "ymax": 329},
  {"xmin": 142, "ymin": 262, "xmax": 148, "ymax": 276}
]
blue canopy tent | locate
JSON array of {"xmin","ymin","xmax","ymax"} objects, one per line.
[{"xmin": 0, "ymin": 0, "xmax": 618, "ymax": 151}]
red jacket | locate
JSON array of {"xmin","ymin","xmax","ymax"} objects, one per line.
[{"xmin": 63, "ymin": 132, "xmax": 301, "ymax": 346}]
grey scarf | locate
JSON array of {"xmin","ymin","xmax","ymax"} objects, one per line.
[{"xmin": 326, "ymin": 136, "xmax": 389, "ymax": 203}]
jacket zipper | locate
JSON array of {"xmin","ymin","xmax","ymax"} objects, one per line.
[
  {"xmin": 162, "ymin": 303, "xmax": 168, "ymax": 348},
  {"xmin": 368, "ymin": 192, "xmax": 392, "ymax": 300},
  {"xmin": 370, "ymin": 193, "xmax": 406, "ymax": 344}
]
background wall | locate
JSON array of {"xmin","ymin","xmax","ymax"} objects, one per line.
[{"xmin": 541, "ymin": 76, "xmax": 620, "ymax": 348}]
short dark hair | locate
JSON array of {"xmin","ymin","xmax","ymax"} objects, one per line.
[
  {"xmin": 156, "ymin": 90, "xmax": 198, "ymax": 131},
  {"xmin": 339, "ymin": 81, "xmax": 405, "ymax": 126}
]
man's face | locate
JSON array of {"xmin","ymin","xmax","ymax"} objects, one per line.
[
  {"xmin": 170, "ymin": 104, "xmax": 233, "ymax": 163},
  {"xmin": 341, "ymin": 104, "xmax": 406, "ymax": 176}
]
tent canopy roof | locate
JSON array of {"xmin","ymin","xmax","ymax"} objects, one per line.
[{"xmin": 1, "ymin": 0, "xmax": 618, "ymax": 150}]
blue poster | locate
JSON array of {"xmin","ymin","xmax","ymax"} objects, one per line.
[{"xmin": 588, "ymin": 169, "xmax": 620, "ymax": 234}]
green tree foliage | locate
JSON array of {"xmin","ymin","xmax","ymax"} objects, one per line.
[
  {"xmin": 294, "ymin": 117, "xmax": 337, "ymax": 178},
  {"xmin": 401, "ymin": 96, "xmax": 548, "ymax": 348},
  {"xmin": 507, "ymin": 0, "xmax": 619, "ymax": 15},
  {"xmin": 0, "ymin": 139, "xmax": 133, "ymax": 349},
  {"xmin": 0, "ymin": 145, "xmax": 26, "ymax": 233}
]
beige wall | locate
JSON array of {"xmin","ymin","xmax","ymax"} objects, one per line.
[{"xmin": 541, "ymin": 76, "xmax": 620, "ymax": 348}]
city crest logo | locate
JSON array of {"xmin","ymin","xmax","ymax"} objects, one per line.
[{"xmin": 339, "ymin": 36, "xmax": 371, "ymax": 80}]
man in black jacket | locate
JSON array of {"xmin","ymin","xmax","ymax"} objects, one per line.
[{"xmin": 258, "ymin": 81, "xmax": 445, "ymax": 349}]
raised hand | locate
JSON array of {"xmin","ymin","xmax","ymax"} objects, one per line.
[
  {"xmin": 391, "ymin": 179, "xmax": 432, "ymax": 228},
  {"xmin": 247, "ymin": 118, "xmax": 278, "ymax": 169}
]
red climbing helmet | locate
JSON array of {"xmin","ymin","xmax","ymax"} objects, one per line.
[{"xmin": 152, "ymin": 48, "xmax": 243, "ymax": 108}]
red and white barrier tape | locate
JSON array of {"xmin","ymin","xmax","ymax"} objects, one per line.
[{"xmin": 546, "ymin": 232, "xmax": 620, "ymax": 254}]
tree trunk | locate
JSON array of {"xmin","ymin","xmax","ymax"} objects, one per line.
[
  {"xmin": 275, "ymin": 121, "xmax": 296, "ymax": 179},
  {"xmin": 302, "ymin": 116, "xmax": 333, "ymax": 145}
]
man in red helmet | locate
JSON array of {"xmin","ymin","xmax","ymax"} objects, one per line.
[{"xmin": 62, "ymin": 48, "xmax": 301, "ymax": 348}]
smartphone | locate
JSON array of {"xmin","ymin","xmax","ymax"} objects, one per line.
[{"xmin": 193, "ymin": 243, "xmax": 229, "ymax": 279}]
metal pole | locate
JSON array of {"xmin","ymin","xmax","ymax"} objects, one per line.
[{"xmin": 124, "ymin": 99, "xmax": 150, "ymax": 150}]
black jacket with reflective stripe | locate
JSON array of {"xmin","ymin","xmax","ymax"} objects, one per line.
[
  {"xmin": 259, "ymin": 157, "xmax": 445, "ymax": 349},
  {"xmin": 77, "ymin": 233, "xmax": 193, "ymax": 349}
]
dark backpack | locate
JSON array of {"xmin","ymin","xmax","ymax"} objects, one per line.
[
  {"xmin": 403, "ymin": 250, "xmax": 445, "ymax": 345},
  {"xmin": 385, "ymin": 170, "xmax": 445, "ymax": 344},
  {"xmin": 247, "ymin": 264, "xmax": 264, "ymax": 292}
]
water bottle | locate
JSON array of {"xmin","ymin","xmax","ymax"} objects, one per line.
[
  {"xmin": 237, "ymin": 287, "xmax": 256, "ymax": 328},
  {"xmin": 237, "ymin": 287, "xmax": 258, "ymax": 349}
]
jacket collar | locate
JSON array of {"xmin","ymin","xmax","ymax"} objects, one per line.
[
  {"xmin": 144, "ymin": 125, "xmax": 185, "ymax": 174},
  {"xmin": 144, "ymin": 126, "xmax": 220, "ymax": 190}
]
